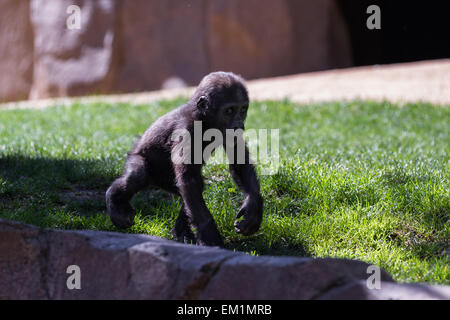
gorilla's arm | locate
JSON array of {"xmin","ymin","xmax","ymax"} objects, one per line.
[{"xmin": 228, "ymin": 144, "xmax": 263, "ymax": 236}]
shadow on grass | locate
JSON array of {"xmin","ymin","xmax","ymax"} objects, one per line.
[
  {"xmin": 0, "ymin": 155, "xmax": 113, "ymax": 227},
  {"xmin": 225, "ymin": 238, "xmax": 310, "ymax": 257},
  {"xmin": 0, "ymin": 154, "xmax": 181, "ymax": 216},
  {"xmin": 0, "ymin": 154, "xmax": 310, "ymax": 257},
  {"xmin": 0, "ymin": 154, "xmax": 113, "ymax": 192}
]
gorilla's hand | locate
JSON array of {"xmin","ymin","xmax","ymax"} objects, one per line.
[{"xmin": 234, "ymin": 194, "xmax": 263, "ymax": 236}]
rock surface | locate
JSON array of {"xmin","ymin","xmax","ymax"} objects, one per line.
[
  {"xmin": 115, "ymin": 0, "xmax": 209, "ymax": 94},
  {"xmin": 29, "ymin": 0, "xmax": 120, "ymax": 99},
  {"xmin": 0, "ymin": 0, "xmax": 352, "ymax": 102},
  {"xmin": 0, "ymin": 0, "xmax": 34, "ymax": 102},
  {"xmin": 0, "ymin": 218, "xmax": 448, "ymax": 300},
  {"xmin": 207, "ymin": 0, "xmax": 352, "ymax": 79}
]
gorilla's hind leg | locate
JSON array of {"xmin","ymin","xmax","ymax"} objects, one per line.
[{"xmin": 106, "ymin": 154, "xmax": 149, "ymax": 229}]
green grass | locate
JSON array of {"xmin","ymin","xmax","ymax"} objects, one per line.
[{"xmin": 0, "ymin": 99, "xmax": 449, "ymax": 284}]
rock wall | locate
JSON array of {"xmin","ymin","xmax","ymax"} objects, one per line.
[
  {"xmin": 1, "ymin": 219, "xmax": 449, "ymax": 300},
  {"xmin": 0, "ymin": 0, "xmax": 353, "ymax": 102},
  {"xmin": 0, "ymin": 0, "xmax": 34, "ymax": 102},
  {"xmin": 29, "ymin": 0, "xmax": 121, "ymax": 99}
]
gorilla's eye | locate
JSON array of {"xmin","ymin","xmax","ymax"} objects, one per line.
[{"xmin": 225, "ymin": 107, "xmax": 234, "ymax": 115}]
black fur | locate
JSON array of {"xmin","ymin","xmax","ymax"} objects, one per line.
[{"xmin": 106, "ymin": 72, "xmax": 263, "ymax": 247}]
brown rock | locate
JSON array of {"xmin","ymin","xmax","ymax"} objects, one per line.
[
  {"xmin": 1, "ymin": 218, "xmax": 449, "ymax": 300},
  {"xmin": 317, "ymin": 280, "xmax": 450, "ymax": 300},
  {"xmin": 207, "ymin": 0, "xmax": 294, "ymax": 79},
  {"xmin": 206, "ymin": 0, "xmax": 352, "ymax": 79},
  {"xmin": 198, "ymin": 255, "xmax": 393, "ymax": 299},
  {"xmin": 116, "ymin": 0, "xmax": 209, "ymax": 93},
  {"xmin": 29, "ymin": 0, "xmax": 120, "ymax": 99},
  {"xmin": 44, "ymin": 230, "xmax": 135, "ymax": 299},
  {"xmin": 22, "ymin": 0, "xmax": 352, "ymax": 100},
  {"xmin": 0, "ymin": 0, "xmax": 34, "ymax": 102},
  {"xmin": 0, "ymin": 219, "xmax": 46, "ymax": 299},
  {"xmin": 126, "ymin": 241, "xmax": 237, "ymax": 299},
  {"xmin": 39, "ymin": 229, "xmax": 239, "ymax": 299},
  {"xmin": 287, "ymin": 0, "xmax": 353, "ymax": 72}
]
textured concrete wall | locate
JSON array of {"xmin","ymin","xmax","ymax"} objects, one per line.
[{"xmin": 0, "ymin": 0, "xmax": 352, "ymax": 102}]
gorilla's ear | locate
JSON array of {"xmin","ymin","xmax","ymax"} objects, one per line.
[{"xmin": 197, "ymin": 95, "xmax": 209, "ymax": 111}]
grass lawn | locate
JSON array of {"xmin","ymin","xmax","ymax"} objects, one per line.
[{"xmin": 0, "ymin": 99, "xmax": 448, "ymax": 284}]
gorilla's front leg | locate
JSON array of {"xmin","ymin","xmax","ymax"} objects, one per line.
[
  {"xmin": 106, "ymin": 154, "xmax": 149, "ymax": 229},
  {"xmin": 174, "ymin": 164, "xmax": 224, "ymax": 247},
  {"xmin": 172, "ymin": 203, "xmax": 196, "ymax": 244},
  {"xmin": 234, "ymin": 192, "xmax": 263, "ymax": 236}
]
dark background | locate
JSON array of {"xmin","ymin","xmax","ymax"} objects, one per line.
[{"xmin": 339, "ymin": 0, "xmax": 450, "ymax": 66}]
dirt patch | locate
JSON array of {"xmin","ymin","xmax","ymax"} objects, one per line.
[
  {"xmin": 389, "ymin": 225, "xmax": 449, "ymax": 260},
  {"xmin": 60, "ymin": 188, "xmax": 105, "ymax": 203}
]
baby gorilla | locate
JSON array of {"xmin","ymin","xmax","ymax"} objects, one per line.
[{"xmin": 106, "ymin": 72, "xmax": 263, "ymax": 247}]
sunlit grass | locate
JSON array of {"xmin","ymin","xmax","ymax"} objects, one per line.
[{"xmin": 0, "ymin": 99, "xmax": 448, "ymax": 284}]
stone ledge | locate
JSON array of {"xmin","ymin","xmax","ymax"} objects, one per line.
[{"xmin": 0, "ymin": 219, "xmax": 448, "ymax": 300}]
